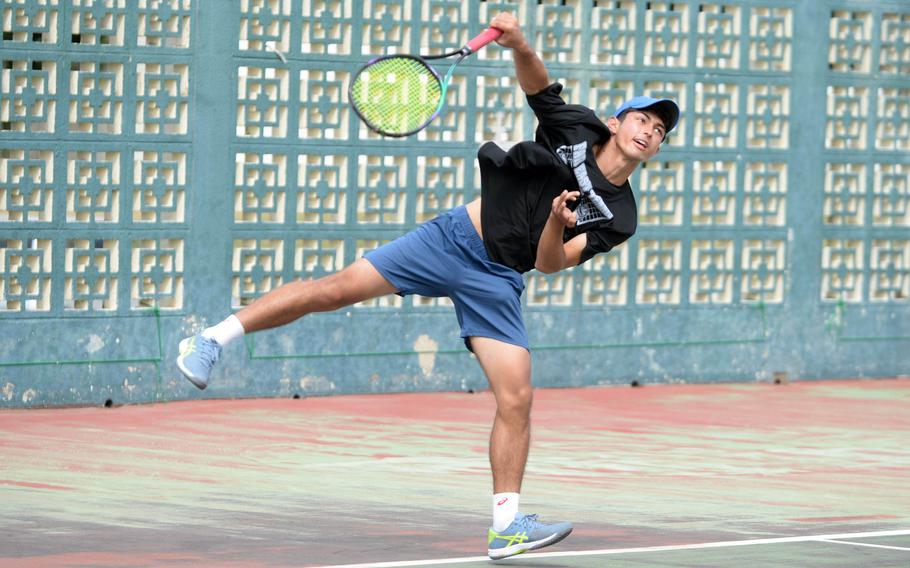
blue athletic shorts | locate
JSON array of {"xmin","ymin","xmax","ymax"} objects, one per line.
[{"xmin": 364, "ymin": 205, "xmax": 528, "ymax": 351}]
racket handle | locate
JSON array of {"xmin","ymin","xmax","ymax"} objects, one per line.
[{"xmin": 464, "ymin": 28, "xmax": 503, "ymax": 54}]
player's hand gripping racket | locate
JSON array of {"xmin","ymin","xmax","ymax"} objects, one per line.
[{"xmin": 349, "ymin": 28, "xmax": 503, "ymax": 137}]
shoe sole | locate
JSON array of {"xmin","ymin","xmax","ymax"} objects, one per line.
[
  {"xmin": 177, "ymin": 338, "xmax": 208, "ymax": 390},
  {"xmin": 488, "ymin": 526, "xmax": 573, "ymax": 560}
]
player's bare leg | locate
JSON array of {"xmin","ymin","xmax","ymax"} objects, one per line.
[
  {"xmin": 470, "ymin": 336, "xmax": 533, "ymax": 493},
  {"xmin": 237, "ymin": 258, "xmax": 397, "ymax": 332},
  {"xmin": 471, "ymin": 335, "xmax": 573, "ymax": 558},
  {"xmin": 178, "ymin": 259, "xmax": 396, "ymax": 388}
]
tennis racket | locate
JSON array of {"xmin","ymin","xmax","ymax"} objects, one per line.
[{"xmin": 349, "ymin": 28, "xmax": 503, "ymax": 137}]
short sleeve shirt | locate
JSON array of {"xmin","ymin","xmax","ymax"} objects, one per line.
[{"xmin": 477, "ymin": 82, "xmax": 638, "ymax": 274}]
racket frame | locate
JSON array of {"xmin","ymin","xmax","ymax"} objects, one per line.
[{"xmin": 349, "ymin": 29, "xmax": 501, "ymax": 137}]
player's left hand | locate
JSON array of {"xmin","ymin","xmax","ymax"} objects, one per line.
[{"xmin": 551, "ymin": 190, "xmax": 579, "ymax": 228}]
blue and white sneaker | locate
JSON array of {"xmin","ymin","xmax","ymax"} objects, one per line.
[
  {"xmin": 177, "ymin": 334, "xmax": 222, "ymax": 390},
  {"xmin": 487, "ymin": 513, "xmax": 573, "ymax": 559}
]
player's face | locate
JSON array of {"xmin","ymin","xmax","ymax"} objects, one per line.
[{"xmin": 613, "ymin": 110, "xmax": 666, "ymax": 161}]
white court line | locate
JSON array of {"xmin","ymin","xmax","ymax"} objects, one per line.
[
  {"xmin": 313, "ymin": 529, "xmax": 910, "ymax": 568},
  {"xmin": 819, "ymin": 539, "xmax": 910, "ymax": 552}
]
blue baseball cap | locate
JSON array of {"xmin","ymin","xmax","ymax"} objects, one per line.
[{"xmin": 613, "ymin": 96, "xmax": 680, "ymax": 135}]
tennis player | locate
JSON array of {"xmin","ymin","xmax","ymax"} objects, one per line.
[{"xmin": 178, "ymin": 12, "xmax": 678, "ymax": 560}]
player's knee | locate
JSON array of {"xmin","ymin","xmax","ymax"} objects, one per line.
[
  {"xmin": 497, "ymin": 384, "xmax": 533, "ymax": 418},
  {"xmin": 316, "ymin": 262, "xmax": 382, "ymax": 310},
  {"xmin": 298, "ymin": 272, "xmax": 348, "ymax": 312},
  {"xmin": 318, "ymin": 281, "xmax": 351, "ymax": 311}
]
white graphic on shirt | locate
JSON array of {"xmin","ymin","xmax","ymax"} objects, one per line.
[{"xmin": 555, "ymin": 141, "xmax": 614, "ymax": 225}]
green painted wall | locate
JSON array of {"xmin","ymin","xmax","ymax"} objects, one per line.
[{"xmin": 1, "ymin": 0, "xmax": 907, "ymax": 408}]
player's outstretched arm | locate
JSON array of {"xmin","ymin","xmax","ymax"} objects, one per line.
[{"xmin": 491, "ymin": 12, "xmax": 549, "ymax": 95}]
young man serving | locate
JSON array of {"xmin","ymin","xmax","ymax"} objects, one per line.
[{"xmin": 178, "ymin": 12, "xmax": 678, "ymax": 560}]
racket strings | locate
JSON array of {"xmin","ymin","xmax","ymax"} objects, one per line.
[{"xmin": 350, "ymin": 56, "xmax": 443, "ymax": 136}]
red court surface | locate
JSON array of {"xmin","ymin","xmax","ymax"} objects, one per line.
[{"xmin": 2, "ymin": 379, "xmax": 909, "ymax": 567}]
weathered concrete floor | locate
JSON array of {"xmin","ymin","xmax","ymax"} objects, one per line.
[{"xmin": 2, "ymin": 379, "xmax": 909, "ymax": 567}]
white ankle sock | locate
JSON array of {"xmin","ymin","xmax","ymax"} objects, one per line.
[
  {"xmin": 492, "ymin": 492, "xmax": 520, "ymax": 531},
  {"xmin": 202, "ymin": 314, "xmax": 245, "ymax": 347}
]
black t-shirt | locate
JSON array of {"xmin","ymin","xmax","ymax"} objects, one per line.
[{"xmin": 478, "ymin": 82, "xmax": 637, "ymax": 274}]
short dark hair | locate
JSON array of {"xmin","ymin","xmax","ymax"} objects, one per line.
[{"xmin": 647, "ymin": 106, "xmax": 673, "ymax": 134}]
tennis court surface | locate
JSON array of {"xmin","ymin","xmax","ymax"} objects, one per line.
[{"xmin": 2, "ymin": 378, "xmax": 908, "ymax": 567}]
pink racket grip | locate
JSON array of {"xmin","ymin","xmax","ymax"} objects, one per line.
[{"xmin": 464, "ymin": 28, "xmax": 503, "ymax": 54}]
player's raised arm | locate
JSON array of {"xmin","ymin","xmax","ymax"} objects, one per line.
[{"xmin": 490, "ymin": 12, "xmax": 549, "ymax": 95}]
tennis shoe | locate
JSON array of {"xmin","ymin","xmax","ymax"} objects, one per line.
[
  {"xmin": 487, "ymin": 512, "xmax": 573, "ymax": 560},
  {"xmin": 177, "ymin": 334, "xmax": 222, "ymax": 390}
]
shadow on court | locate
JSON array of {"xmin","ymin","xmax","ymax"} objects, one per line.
[{"xmin": 1, "ymin": 379, "xmax": 909, "ymax": 567}]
